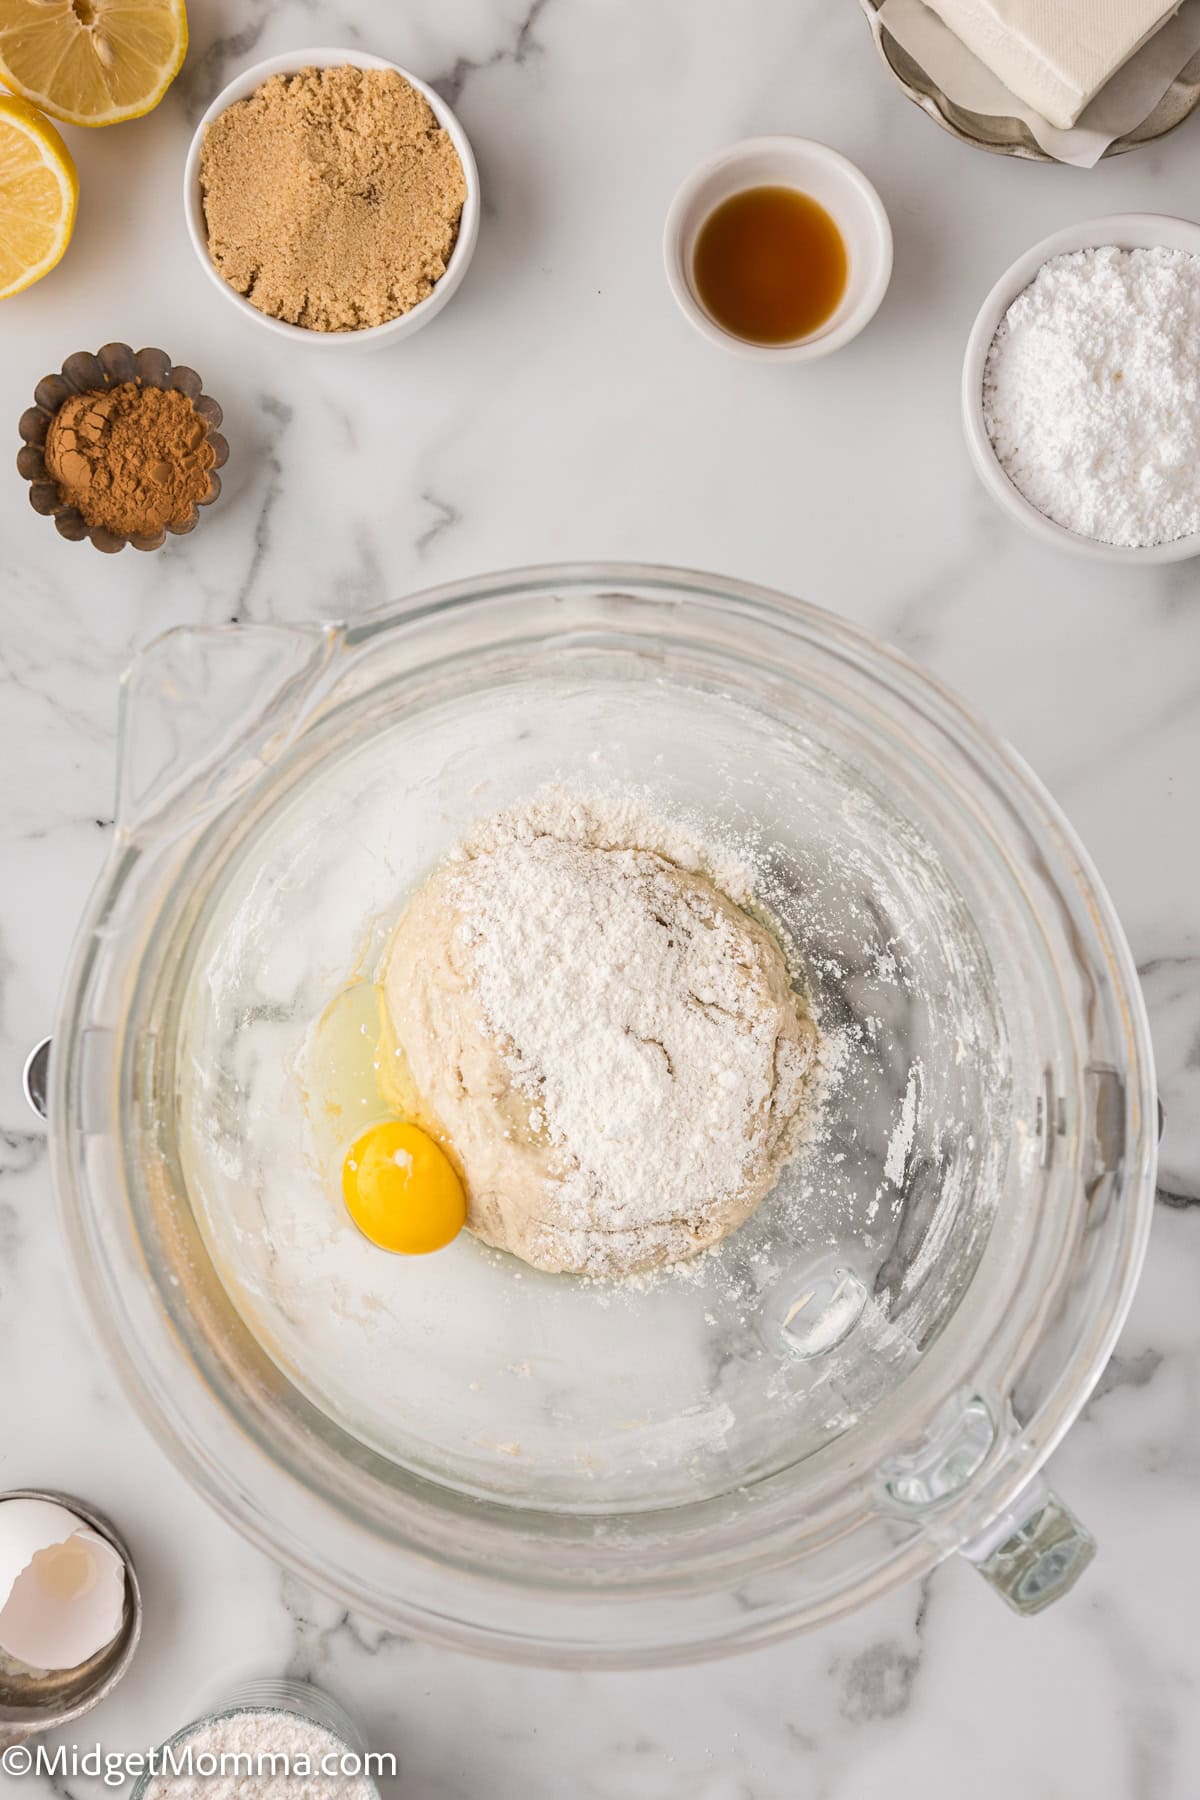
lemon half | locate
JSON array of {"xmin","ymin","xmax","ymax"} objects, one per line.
[
  {"xmin": 0, "ymin": 92, "xmax": 77, "ymax": 299},
  {"xmin": 0, "ymin": 0, "xmax": 187, "ymax": 128}
]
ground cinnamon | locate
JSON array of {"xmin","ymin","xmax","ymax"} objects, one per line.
[{"xmin": 43, "ymin": 383, "xmax": 215, "ymax": 537}]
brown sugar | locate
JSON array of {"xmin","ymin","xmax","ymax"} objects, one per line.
[
  {"xmin": 199, "ymin": 66, "xmax": 468, "ymax": 332},
  {"xmin": 44, "ymin": 384, "xmax": 216, "ymax": 538}
]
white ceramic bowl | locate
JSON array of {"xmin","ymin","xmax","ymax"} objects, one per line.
[
  {"xmin": 183, "ymin": 48, "xmax": 480, "ymax": 351},
  {"xmin": 962, "ymin": 213, "xmax": 1200, "ymax": 564},
  {"xmin": 663, "ymin": 137, "xmax": 892, "ymax": 362}
]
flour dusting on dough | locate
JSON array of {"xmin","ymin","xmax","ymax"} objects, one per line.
[{"xmin": 382, "ymin": 787, "xmax": 820, "ymax": 1276}]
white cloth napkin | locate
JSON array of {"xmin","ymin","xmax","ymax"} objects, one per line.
[{"xmin": 877, "ymin": 0, "xmax": 1200, "ymax": 166}]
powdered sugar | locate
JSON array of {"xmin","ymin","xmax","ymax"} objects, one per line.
[
  {"xmin": 446, "ymin": 788, "xmax": 818, "ymax": 1269},
  {"xmin": 983, "ymin": 245, "xmax": 1200, "ymax": 546},
  {"xmin": 456, "ymin": 783, "xmax": 757, "ymax": 904}
]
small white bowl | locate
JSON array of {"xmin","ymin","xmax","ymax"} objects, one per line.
[
  {"xmin": 183, "ymin": 48, "xmax": 480, "ymax": 351},
  {"xmin": 962, "ymin": 213, "xmax": 1200, "ymax": 564},
  {"xmin": 663, "ymin": 137, "xmax": 893, "ymax": 362}
]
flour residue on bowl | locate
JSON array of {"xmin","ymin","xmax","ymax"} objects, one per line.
[
  {"xmin": 884, "ymin": 1061, "xmax": 921, "ymax": 1188},
  {"xmin": 178, "ymin": 672, "xmax": 1008, "ymax": 1512}
]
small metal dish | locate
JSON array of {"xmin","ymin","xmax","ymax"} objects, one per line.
[
  {"xmin": 17, "ymin": 343, "xmax": 228, "ymax": 553},
  {"xmin": 0, "ymin": 1490, "xmax": 141, "ymax": 1753},
  {"xmin": 859, "ymin": 0, "xmax": 1200, "ymax": 161}
]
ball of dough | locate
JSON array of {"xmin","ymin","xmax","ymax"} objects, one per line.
[{"xmin": 382, "ymin": 836, "xmax": 816, "ymax": 1277}]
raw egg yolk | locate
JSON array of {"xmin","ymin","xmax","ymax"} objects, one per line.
[{"xmin": 342, "ymin": 1121, "xmax": 466, "ymax": 1254}]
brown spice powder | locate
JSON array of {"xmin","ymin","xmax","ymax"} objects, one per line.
[
  {"xmin": 199, "ymin": 66, "xmax": 468, "ymax": 333},
  {"xmin": 44, "ymin": 384, "xmax": 216, "ymax": 538}
]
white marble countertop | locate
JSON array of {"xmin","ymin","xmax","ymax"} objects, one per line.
[{"xmin": 2, "ymin": 1, "xmax": 1198, "ymax": 1795}]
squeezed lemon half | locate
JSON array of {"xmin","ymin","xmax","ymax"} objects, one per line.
[{"xmin": 0, "ymin": 0, "xmax": 188, "ymax": 128}]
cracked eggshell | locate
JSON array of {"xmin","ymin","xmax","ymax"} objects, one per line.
[{"xmin": 0, "ymin": 1498, "xmax": 126, "ymax": 1672}]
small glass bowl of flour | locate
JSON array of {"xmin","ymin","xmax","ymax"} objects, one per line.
[
  {"xmin": 130, "ymin": 1679, "xmax": 381, "ymax": 1800},
  {"xmin": 962, "ymin": 214, "xmax": 1200, "ymax": 563}
]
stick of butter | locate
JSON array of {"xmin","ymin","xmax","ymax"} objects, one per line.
[{"xmin": 923, "ymin": 0, "xmax": 1182, "ymax": 127}]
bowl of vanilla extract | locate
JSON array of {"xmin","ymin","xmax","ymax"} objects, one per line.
[{"xmin": 663, "ymin": 136, "xmax": 893, "ymax": 360}]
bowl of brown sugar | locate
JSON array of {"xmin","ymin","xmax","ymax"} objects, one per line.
[
  {"xmin": 184, "ymin": 49, "xmax": 480, "ymax": 349},
  {"xmin": 17, "ymin": 344, "xmax": 227, "ymax": 553}
]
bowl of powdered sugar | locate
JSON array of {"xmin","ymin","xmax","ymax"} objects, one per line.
[{"xmin": 962, "ymin": 214, "xmax": 1200, "ymax": 561}]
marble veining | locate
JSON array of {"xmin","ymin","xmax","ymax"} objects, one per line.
[
  {"xmin": 433, "ymin": 0, "xmax": 551, "ymax": 109},
  {"xmin": 1, "ymin": 0, "xmax": 1198, "ymax": 1794}
]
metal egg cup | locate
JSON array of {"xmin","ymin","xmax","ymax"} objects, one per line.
[{"xmin": 0, "ymin": 1490, "xmax": 141, "ymax": 1752}]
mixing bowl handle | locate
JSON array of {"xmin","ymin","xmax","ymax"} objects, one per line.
[
  {"xmin": 957, "ymin": 1080, "xmax": 1164, "ymax": 1613},
  {"xmin": 957, "ymin": 1476, "xmax": 1096, "ymax": 1615}
]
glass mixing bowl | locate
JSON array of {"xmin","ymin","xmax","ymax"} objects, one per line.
[{"xmin": 50, "ymin": 565, "xmax": 1156, "ymax": 1666}]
